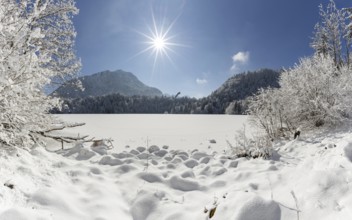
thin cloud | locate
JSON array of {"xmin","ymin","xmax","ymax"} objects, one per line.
[
  {"xmin": 196, "ymin": 78, "xmax": 208, "ymax": 85},
  {"xmin": 231, "ymin": 51, "xmax": 250, "ymax": 72}
]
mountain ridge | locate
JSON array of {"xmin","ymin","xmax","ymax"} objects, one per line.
[{"xmin": 51, "ymin": 70, "xmax": 163, "ymax": 98}]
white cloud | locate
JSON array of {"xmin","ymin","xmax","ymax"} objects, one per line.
[
  {"xmin": 232, "ymin": 51, "xmax": 250, "ymax": 63},
  {"xmin": 196, "ymin": 78, "xmax": 208, "ymax": 85},
  {"xmin": 231, "ymin": 51, "xmax": 250, "ymax": 72}
]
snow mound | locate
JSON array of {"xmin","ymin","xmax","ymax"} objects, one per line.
[
  {"xmin": 76, "ymin": 148, "xmax": 95, "ymax": 160},
  {"xmin": 0, "ymin": 208, "xmax": 51, "ymax": 220},
  {"xmin": 192, "ymin": 151, "xmax": 208, "ymax": 160},
  {"xmin": 154, "ymin": 149, "xmax": 168, "ymax": 157},
  {"xmin": 136, "ymin": 146, "xmax": 146, "ymax": 153},
  {"xmin": 168, "ymin": 175, "xmax": 201, "ymax": 191},
  {"xmin": 148, "ymin": 145, "xmax": 160, "ymax": 153},
  {"xmin": 184, "ymin": 159, "xmax": 199, "ymax": 168},
  {"xmin": 31, "ymin": 188, "xmax": 71, "ymax": 211},
  {"xmin": 130, "ymin": 149, "xmax": 140, "ymax": 155},
  {"xmin": 131, "ymin": 192, "xmax": 159, "ymax": 220},
  {"xmin": 63, "ymin": 143, "xmax": 83, "ymax": 157},
  {"xmin": 234, "ymin": 196, "xmax": 281, "ymax": 220},
  {"xmin": 343, "ymin": 142, "xmax": 352, "ymax": 162},
  {"xmin": 200, "ymin": 156, "xmax": 211, "ymax": 164},
  {"xmin": 137, "ymin": 152, "xmax": 150, "ymax": 160},
  {"xmin": 99, "ymin": 156, "xmax": 123, "ymax": 166},
  {"xmin": 212, "ymin": 167, "xmax": 227, "ymax": 176},
  {"xmin": 112, "ymin": 152, "xmax": 133, "ymax": 159},
  {"xmin": 227, "ymin": 160, "xmax": 238, "ymax": 168},
  {"xmin": 115, "ymin": 164, "xmax": 137, "ymax": 174},
  {"xmin": 138, "ymin": 172, "xmax": 163, "ymax": 183},
  {"xmin": 90, "ymin": 145, "xmax": 108, "ymax": 155},
  {"xmin": 181, "ymin": 170, "xmax": 195, "ymax": 178}
]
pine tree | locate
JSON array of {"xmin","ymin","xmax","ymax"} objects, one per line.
[
  {"xmin": 343, "ymin": 7, "xmax": 352, "ymax": 67},
  {"xmin": 312, "ymin": 0, "xmax": 344, "ymax": 67},
  {"xmin": 311, "ymin": 23, "xmax": 330, "ymax": 57}
]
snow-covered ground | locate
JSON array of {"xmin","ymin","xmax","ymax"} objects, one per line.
[
  {"xmin": 1, "ymin": 115, "xmax": 352, "ymax": 220},
  {"xmin": 54, "ymin": 114, "xmax": 250, "ymax": 152}
]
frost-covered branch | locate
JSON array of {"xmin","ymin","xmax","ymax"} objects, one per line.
[{"xmin": 42, "ymin": 122, "xmax": 86, "ymax": 133}]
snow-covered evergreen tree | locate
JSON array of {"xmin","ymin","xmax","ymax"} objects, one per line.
[
  {"xmin": 343, "ymin": 7, "xmax": 352, "ymax": 66},
  {"xmin": 311, "ymin": 23, "xmax": 330, "ymax": 57},
  {"xmin": 311, "ymin": 0, "xmax": 352, "ymax": 67},
  {"xmin": 0, "ymin": 0, "xmax": 80, "ymax": 147}
]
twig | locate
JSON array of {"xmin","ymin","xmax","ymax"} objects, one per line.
[
  {"xmin": 267, "ymin": 176, "xmax": 274, "ymax": 200},
  {"xmin": 291, "ymin": 190, "xmax": 300, "ymax": 220},
  {"xmin": 277, "ymin": 201, "xmax": 301, "ymax": 212},
  {"xmin": 144, "ymin": 137, "xmax": 150, "ymax": 172},
  {"xmin": 43, "ymin": 122, "xmax": 86, "ymax": 132},
  {"xmin": 30, "ymin": 122, "xmax": 92, "ymax": 146}
]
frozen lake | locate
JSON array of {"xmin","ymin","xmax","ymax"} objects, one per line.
[{"xmin": 56, "ymin": 114, "xmax": 250, "ymax": 152}]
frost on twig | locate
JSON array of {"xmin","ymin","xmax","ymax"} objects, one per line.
[
  {"xmin": 291, "ymin": 190, "xmax": 300, "ymax": 220},
  {"xmin": 31, "ymin": 122, "xmax": 94, "ymax": 149}
]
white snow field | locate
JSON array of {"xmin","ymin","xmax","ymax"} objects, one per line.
[
  {"xmin": 55, "ymin": 114, "xmax": 250, "ymax": 152},
  {"xmin": 1, "ymin": 114, "xmax": 352, "ymax": 220}
]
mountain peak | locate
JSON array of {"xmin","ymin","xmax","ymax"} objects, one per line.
[{"xmin": 52, "ymin": 70, "xmax": 162, "ymax": 98}]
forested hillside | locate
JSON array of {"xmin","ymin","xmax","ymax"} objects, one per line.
[
  {"xmin": 53, "ymin": 69, "xmax": 280, "ymax": 114},
  {"xmin": 197, "ymin": 68, "xmax": 280, "ymax": 114}
]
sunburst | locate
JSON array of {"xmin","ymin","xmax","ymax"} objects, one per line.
[
  {"xmin": 133, "ymin": 12, "xmax": 185, "ymax": 72},
  {"xmin": 153, "ymin": 36, "xmax": 166, "ymax": 50}
]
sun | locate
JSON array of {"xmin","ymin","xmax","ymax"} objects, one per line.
[
  {"xmin": 153, "ymin": 37, "xmax": 166, "ymax": 50},
  {"xmin": 141, "ymin": 18, "xmax": 175, "ymax": 64},
  {"xmin": 132, "ymin": 12, "xmax": 186, "ymax": 72}
]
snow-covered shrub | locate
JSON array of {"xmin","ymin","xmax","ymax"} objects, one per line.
[
  {"xmin": 249, "ymin": 55, "xmax": 352, "ymax": 138},
  {"xmin": 228, "ymin": 126, "xmax": 273, "ymax": 159},
  {"xmin": 280, "ymin": 55, "xmax": 352, "ymax": 128},
  {"xmin": 0, "ymin": 0, "xmax": 80, "ymax": 147},
  {"xmin": 247, "ymin": 88, "xmax": 291, "ymax": 139}
]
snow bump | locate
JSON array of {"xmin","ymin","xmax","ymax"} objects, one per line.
[
  {"xmin": 154, "ymin": 149, "xmax": 168, "ymax": 157},
  {"xmin": 168, "ymin": 175, "xmax": 201, "ymax": 191},
  {"xmin": 234, "ymin": 196, "xmax": 281, "ymax": 220},
  {"xmin": 99, "ymin": 156, "xmax": 123, "ymax": 166},
  {"xmin": 343, "ymin": 142, "xmax": 352, "ymax": 162},
  {"xmin": 184, "ymin": 159, "xmax": 199, "ymax": 168},
  {"xmin": 148, "ymin": 145, "xmax": 160, "ymax": 153},
  {"xmin": 138, "ymin": 172, "xmax": 163, "ymax": 183}
]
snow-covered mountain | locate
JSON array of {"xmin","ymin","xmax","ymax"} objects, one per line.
[
  {"xmin": 51, "ymin": 70, "xmax": 163, "ymax": 98},
  {"xmin": 212, "ymin": 68, "xmax": 280, "ymax": 100},
  {"xmin": 195, "ymin": 68, "xmax": 281, "ymax": 114}
]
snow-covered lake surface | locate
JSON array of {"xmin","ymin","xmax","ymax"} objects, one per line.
[
  {"xmin": 56, "ymin": 114, "xmax": 251, "ymax": 152},
  {"xmin": 1, "ymin": 114, "xmax": 352, "ymax": 220}
]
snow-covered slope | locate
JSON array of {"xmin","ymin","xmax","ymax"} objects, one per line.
[{"xmin": 1, "ymin": 115, "xmax": 352, "ymax": 220}]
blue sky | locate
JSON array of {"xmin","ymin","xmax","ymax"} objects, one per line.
[{"xmin": 73, "ymin": 0, "xmax": 350, "ymax": 98}]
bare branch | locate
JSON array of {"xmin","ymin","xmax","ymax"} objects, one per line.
[{"xmin": 43, "ymin": 122, "xmax": 85, "ymax": 133}]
